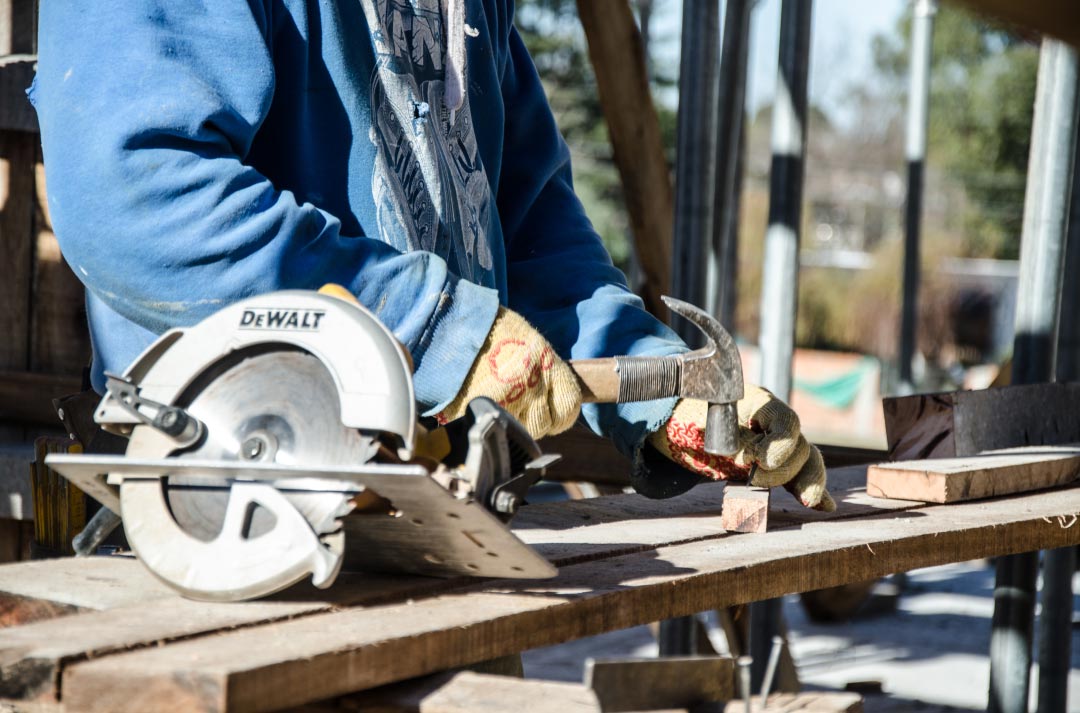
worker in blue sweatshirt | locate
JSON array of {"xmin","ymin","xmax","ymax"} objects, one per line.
[{"xmin": 30, "ymin": 0, "xmax": 833, "ymax": 511}]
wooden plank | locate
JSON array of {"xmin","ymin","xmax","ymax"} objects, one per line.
[
  {"xmin": 720, "ymin": 483, "xmax": 770, "ymax": 533},
  {"xmin": 58, "ymin": 483, "xmax": 1080, "ymax": 713},
  {"xmin": 867, "ymin": 445, "xmax": 1080, "ymax": 503},
  {"xmin": 953, "ymin": 0, "xmax": 1080, "ymax": 48},
  {"xmin": 0, "ymin": 371, "xmax": 81, "ymax": 426},
  {"xmin": 723, "ymin": 691, "xmax": 863, "ymax": 713},
  {"xmin": 585, "ymin": 657, "xmax": 733, "ymax": 712},
  {"xmin": 332, "ymin": 672, "xmax": 600, "ymax": 713},
  {"xmin": 576, "ymin": 0, "xmax": 671, "ymax": 319},
  {"xmin": 0, "ymin": 57, "xmax": 35, "ymax": 134},
  {"xmin": 0, "ymin": 468, "xmax": 892, "ymax": 704},
  {"xmin": 883, "ymin": 384, "xmax": 1080, "ymax": 461}
]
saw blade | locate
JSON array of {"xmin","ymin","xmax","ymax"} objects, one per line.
[{"xmin": 133, "ymin": 350, "xmax": 377, "ymax": 541}]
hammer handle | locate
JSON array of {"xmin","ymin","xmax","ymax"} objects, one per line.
[
  {"xmin": 569, "ymin": 358, "xmax": 622, "ymax": 403},
  {"xmin": 570, "ymin": 355, "xmax": 682, "ymax": 404}
]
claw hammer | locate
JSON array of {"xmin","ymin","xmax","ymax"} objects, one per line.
[{"xmin": 569, "ymin": 296, "xmax": 744, "ymax": 456}]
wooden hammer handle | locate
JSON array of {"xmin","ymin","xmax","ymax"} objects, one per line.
[{"xmin": 569, "ymin": 358, "xmax": 621, "ymax": 403}]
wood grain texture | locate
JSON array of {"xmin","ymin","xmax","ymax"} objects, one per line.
[
  {"xmin": 883, "ymin": 384, "xmax": 1080, "ymax": 461},
  {"xmin": 585, "ymin": 656, "xmax": 732, "ymax": 712},
  {"xmin": 720, "ymin": 483, "xmax": 770, "ymax": 533},
  {"xmin": 59, "ymin": 483, "xmax": 1080, "ymax": 713},
  {"xmin": 722, "ymin": 691, "xmax": 863, "ymax": 712},
  {"xmin": 867, "ymin": 445, "xmax": 1080, "ymax": 503},
  {"xmin": 0, "ymin": 129, "xmax": 34, "ymax": 373},
  {"xmin": 333, "ymin": 672, "xmax": 601, "ymax": 713},
  {"xmin": 0, "ymin": 371, "xmax": 81, "ymax": 425},
  {"xmin": 576, "ymin": 0, "xmax": 671, "ymax": 319},
  {"xmin": 539, "ymin": 427, "xmax": 630, "ymax": 486}
]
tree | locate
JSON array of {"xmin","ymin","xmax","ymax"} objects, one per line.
[{"xmin": 871, "ymin": 4, "xmax": 1039, "ymax": 259}]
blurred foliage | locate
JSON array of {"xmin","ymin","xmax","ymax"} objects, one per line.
[{"xmin": 872, "ymin": 4, "xmax": 1039, "ymax": 258}]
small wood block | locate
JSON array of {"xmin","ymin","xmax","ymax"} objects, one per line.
[
  {"xmin": 721, "ymin": 483, "xmax": 771, "ymax": 533},
  {"xmin": 867, "ymin": 445, "xmax": 1080, "ymax": 504},
  {"xmin": 585, "ymin": 656, "xmax": 733, "ymax": 713}
]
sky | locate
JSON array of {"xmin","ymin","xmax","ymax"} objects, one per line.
[{"xmin": 650, "ymin": 0, "xmax": 908, "ymax": 129}]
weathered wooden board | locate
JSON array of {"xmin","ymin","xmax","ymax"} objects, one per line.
[
  {"xmin": 58, "ymin": 484, "xmax": 1080, "ymax": 713},
  {"xmin": 883, "ymin": 384, "xmax": 1080, "ymax": 461},
  {"xmin": 720, "ymin": 483, "xmax": 770, "ymax": 533},
  {"xmin": 585, "ymin": 656, "xmax": 733, "ymax": 712},
  {"xmin": 329, "ymin": 671, "xmax": 601, "ymax": 713},
  {"xmin": 867, "ymin": 445, "xmax": 1080, "ymax": 503},
  {"xmin": 0, "ymin": 470, "xmax": 876, "ymax": 703},
  {"xmin": 722, "ymin": 691, "xmax": 863, "ymax": 713}
]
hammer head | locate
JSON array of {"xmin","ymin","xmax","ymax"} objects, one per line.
[{"xmin": 662, "ymin": 296, "xmax": 744, "ymax": 457}]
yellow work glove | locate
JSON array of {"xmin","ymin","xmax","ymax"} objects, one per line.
[
  {"xmin": 648, "ymin": 385, "xmax": 836, "ymax": 512},
  {"xmin": 438, "ymin": 307, "xmax": 582, "ymax": 439}
]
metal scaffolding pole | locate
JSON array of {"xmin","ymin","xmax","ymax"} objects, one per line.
[
  {"xmin": 988, "ymin": 38, "xmax": 1079, "ymax": 713},
  {"xmin": 752, "ymin": 0, "xmax": 813, "ymax": 688},
  {"xmin": 1037, "ymin": 44, "xmax": 1080, "ymax": 713},
  {"xmin": 671, "ymin": 0, "xmax": 721, "ymax": 347},
  {"xmin": 898, "ymin": 0, "xmax": 937, "ymax": 394},
  {"xmin": 661, "ymin": 0, "xmax": 721, "ymax": 656},
  {"xmin": 708, "ymin": 0, "xmax": 755, "ymax": 329}
]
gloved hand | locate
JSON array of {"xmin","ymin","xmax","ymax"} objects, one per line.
[
  {"xmin": 438, "ymin": 307, "xmax": 582, "ymax": 438},
  {"xmin": 648, "ymin": 385, "xmax": 836, "ymax": 511}
]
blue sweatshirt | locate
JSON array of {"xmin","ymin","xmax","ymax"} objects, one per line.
[{"xmin": 31, "ymin": 0, "xmax": 687, "ymax": 464}]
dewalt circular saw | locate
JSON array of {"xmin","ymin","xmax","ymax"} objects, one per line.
[{"xmin": 47, "ymin": 289, "xmax": 558, "ymax": 601}]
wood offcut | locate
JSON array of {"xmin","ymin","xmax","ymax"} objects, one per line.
[{"xmin": 867, "ymin": 445, "xmax": 1080, "ymax": 503}]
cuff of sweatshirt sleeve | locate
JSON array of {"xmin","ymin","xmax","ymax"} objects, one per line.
[{"xmin": 411, "ymin": 275, "xmax": 501, "ymax": 416}]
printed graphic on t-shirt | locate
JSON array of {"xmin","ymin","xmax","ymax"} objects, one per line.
[{"xmin": 362, "ymin": 0, "xmax": 495, "ymax": 288}]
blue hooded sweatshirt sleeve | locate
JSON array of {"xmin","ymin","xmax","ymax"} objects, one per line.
[{"xmin": 32, "ymin": 0, "xmax": 688, "ymax": 476}]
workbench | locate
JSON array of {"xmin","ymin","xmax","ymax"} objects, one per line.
[{"xmin": 0, "ymin": 464, "xmax": 1077, "ymax": 713}]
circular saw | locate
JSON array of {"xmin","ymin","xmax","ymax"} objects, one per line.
[{"xmin": 47, "ymin": 290, "xmax": 558, "ymax": 601}]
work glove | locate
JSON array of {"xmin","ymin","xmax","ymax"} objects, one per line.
[
  {"xmin": 648, "ymin": 385, "xmax": 836, "ymax": 512},
  {"xmin": 438, "ymin": 307, "xmax": 582, "ymax": 439}
]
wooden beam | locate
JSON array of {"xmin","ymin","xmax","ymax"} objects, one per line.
[
  {"xmin": 867, "ymin": 445, "xmax": 1080, "ymax": 503},
  {"xmin": 0, "ymin": 370, "xmax": 82, "ymax": 426},
  {"xmin": 882, "ymin": 383, "xmax": 1080, "ymax": 461},
  {"xmin": 0, "ymin": 56, "xmax": 36, "ymax": 133},
  {"xmin": 576, "ymin": 0, "xmax": 671, "ymax": 319},
  {"xmin": 721, "ymin": 482, "xmax": 770, "ymax": 533},
  {"xmin": 58, "ymin": 482, "xmax": 1080, "ymax": 713},
  {"xmin": 585, "ymin": 656, "xmax": 733, "ymax": 712},
  {"xmin": 950, "ymin": 0, "xmax": 1080, "ymax": 48}
]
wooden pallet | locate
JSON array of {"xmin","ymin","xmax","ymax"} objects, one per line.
[{"xmin": 0, "ymin": 464, "xmax": 1076, "ymax": 712}]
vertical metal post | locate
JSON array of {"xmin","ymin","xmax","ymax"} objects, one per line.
[
  {"xmin": 671, "ymin": 0, "xmax": 721, "ymax": 346},
  {"xmin": 752, "ymin": 0, "xmax": 813, "ymax": 689},
  {"xmin": 898, "ymin": 0, "xmax": 937, "ymax": 394},
  {"xmin": 989, "ymin": 38, "xmax": 1080, "ymax": 713},
  {"xmin": 708, "ymin": 0, "xmax": 755, "ymax": 329},
  {"xmin": 1038, "ymin": 44, "xmax": 1080, "ymax": 713},
  {"xmin": 663, "ymin": 0, "xmax": 722, "ymax": 655}
]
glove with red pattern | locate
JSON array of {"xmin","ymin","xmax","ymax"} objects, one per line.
[
  {"xmin": 437, "ymin": 306, "xmax": 581, "ymax": 439},
  {"xmin": 648, "ymin": 385, "xmax": 835, "ymax": 511}
]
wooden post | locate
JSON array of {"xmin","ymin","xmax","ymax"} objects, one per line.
[{"xmin": 576, "ymin": 0, "xmax": 672, "ymax": 320}]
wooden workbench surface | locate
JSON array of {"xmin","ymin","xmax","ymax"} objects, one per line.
[{"xmin": 0, "ymin": 465, "xmax": 1078, "ymax": 713}]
